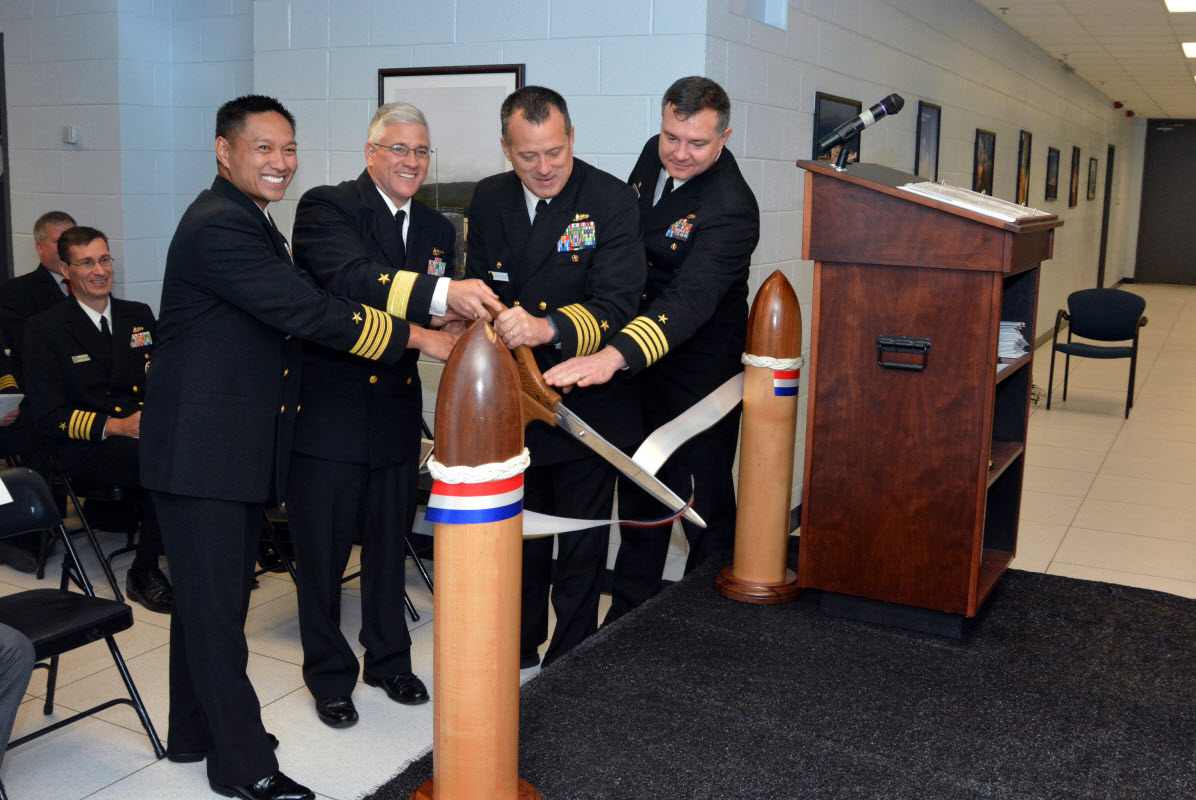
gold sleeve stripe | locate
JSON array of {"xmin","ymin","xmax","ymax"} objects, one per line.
[
  {"xmin": 350, "ymin": 306, "xmax": 393, "ymax": 361},
  {"xmin": 558, "ymin": 304, "xmax": 601, "ymax": 356},
  {"xmin": 623, "ymin": 316, "xmax": 669, "ymax": 366},
  {"xmin": 386, "ymin": 271, "xmax": 418, "ymax": 320},
  {"xmin": 0, "ymin": 375, "xmax": 17, "ymax": 391},
  {"xmin": 69, "ymin": 410, "xmax": 97, "ymax": 440}
]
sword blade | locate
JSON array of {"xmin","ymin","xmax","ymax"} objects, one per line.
[{"xmin": 553, "ymin": 404, "xmax": 706, "ymax": 529}]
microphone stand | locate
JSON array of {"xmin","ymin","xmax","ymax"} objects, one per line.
[{"xmin": 833, "ymin": 144, "xmax": 852, "ymax": 172}]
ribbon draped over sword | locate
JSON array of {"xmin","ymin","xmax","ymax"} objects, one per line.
[{"xmin": 416, "ymin": 371, "xmax": 747, "ymax": 539}]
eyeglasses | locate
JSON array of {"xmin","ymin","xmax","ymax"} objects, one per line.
[
  {"xmin": 370, "ymin": 142, "xmax": 434, "ymax": 160},
  {"xmin": 68, "ymin": 256, "xmax": 116, "ymax": 269}
]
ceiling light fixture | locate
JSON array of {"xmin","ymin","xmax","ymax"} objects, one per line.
[
  {"xmin": 1184, "ymin": 42, "xmax": 1196, "ymax": 57},
  {"xmin": 1164, "ymin": 0, "xmax": 1196, "ymax": 11}
]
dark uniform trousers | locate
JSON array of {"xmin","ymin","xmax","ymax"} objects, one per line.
[
  {"xmin": 604, "ymin": 137, "xmax": 759, "ymax": 623},
  {"xmin": 519, "ymin": 456, "xmax": 617, "ymax": 666},
  {"xmin": 57, "ymin": 436, "xmax": 164, "ymax": 555},
  {"xmin": 465, "ymin": 159, "xmax": 646, "ymax": 667},
  {"xmin": 141, "ymin": 174, "xmax": 411, "ymax": 785},
  {"xmin": 286, "ymin": 455, "xmax": 417, "ymax": 695},
  {"xmin": 152, "ymin": 493, "xmax": 276, "ymax": 779}
]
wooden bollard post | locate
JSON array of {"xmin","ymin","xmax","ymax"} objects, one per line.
[
  {"xmin": 716, "ymin": 270, "xmax": 803, "ymax": 604},
  {"xmin": 411, "ymin": 321, "xmax": 541, "ymax": 800}
]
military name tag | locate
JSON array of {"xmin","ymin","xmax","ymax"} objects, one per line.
[
  {"xmin": 557, "ymin": 220, "xmax": 596, "ymax": 252},
  {"xmin": 666, "ymin": 218, "xmax": 693, "ymax": 240},
  {"xmin": 490, "ymin": 270, "xmax": 509, "ymax": 282},
  {"xmin": 71, "ymin": 354, "xmax": 91, "ymax": 363},
  {"xmin": 130, "ymin": 331, "xmax": 153, "ymax": 348},
  {"xmin": 426, "ymin": 256, "xmax": 446, "ymax": 276}
]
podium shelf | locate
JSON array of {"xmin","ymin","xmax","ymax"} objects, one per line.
[{"xmin": 987, "ymin": 441, "xmax": 1024, "ymax": 487}]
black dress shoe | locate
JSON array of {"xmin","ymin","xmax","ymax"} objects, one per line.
[
  {"xmin": 210, "ymin": 770, "xmax": 313, "ymax": 800},
  {"xmin": 520, "ymin": 650, "xmax": 540, "ymax": 669},
  {"xmin": 315, "ymin": 696, "xmax": 358, "ymax": 728},
  {"xmin": 168, "ymin": 733, "xmax": 278, "ymax": 763},
  {"xmin": 363, "ymin": 672, "xmax": 429, "ymax": 705},
  {"xmin": 126, "ymin": 565, "xmax": 172, "ymax": 613}
]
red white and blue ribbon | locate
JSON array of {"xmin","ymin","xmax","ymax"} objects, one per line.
[
  {"xmin": 773, "ymin": 369, "xmax": 800, "ymax": 396},
  {"xmin": 425, "ymin": 474, "xmax": 523, "ymax": 525}
]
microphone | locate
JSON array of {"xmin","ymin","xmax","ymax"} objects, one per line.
[{"xmin": 818, "ymin": 93, "xmax": 905, "ymax": 153}]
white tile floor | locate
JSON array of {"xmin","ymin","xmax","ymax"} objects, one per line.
[{"xmin": 2, "ymin": 282, "xmax": 1193, "ymax": 799}]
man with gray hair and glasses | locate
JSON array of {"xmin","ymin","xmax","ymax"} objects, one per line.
[{"xmin": 288, "ymin": 102, "xmax": 498, "ymax": 729}]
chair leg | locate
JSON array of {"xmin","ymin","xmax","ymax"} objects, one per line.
[
  {"xmin": 1126, "ymin": 354, "xmax": 1138, "ymax": 419},
  {"xmin": 60, "ymin": 476, "xmax": 124, "ymax": 601},
  {"xmin": 42, "ymin": 654, "xmax": 59, "ymax": 715},
  {"xmin": 103, "ymin": 636, "xmax": 166, "ymax": 758},
  {"xmin": 403, "ymin": 592, "xmax": 420, "ymax": 623},
  {"xmin": 1047, "ymin": 346, "xmax": 1057, "ymax": 410},
  {"xmin": 262, "ymin": 516, "xmax": 298, "ymax": 583},
  {"xmin": 405, "ymin": 534, "xmax": 433, "ymax": 593},
  {"xmin": 1062, "ymin": 353, "xmax": 1070, "ymax": 402}
]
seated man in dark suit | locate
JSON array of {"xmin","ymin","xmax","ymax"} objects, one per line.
[{"xmin": 22, "ymin": 226, "xmax": 172, "ymax": 613}]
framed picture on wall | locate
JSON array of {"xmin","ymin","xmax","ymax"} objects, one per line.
[
  {"xmin": 1045, "ymin": 147, "xmax": 1060, "ymax": 200},
  {"xmin": 915, "ymin": 101, "xmax": 941, "ymax": 182},
  {"xmin": 378, "ymin": 63, "xmax": 525, "ymax": 265},
  {"xmin": 1087, "ymin": 157, "xmax": 1098, "ymax": 200},
  {"xmin": 812, "ymin": 92, "xmax": 862, "ymax": 164},
  {"xmin": 973, "ymin": 129, "xmax": 995, "ymax": 196},
  {"xmin": 1069, "ymin": 146, "xmax": 1081, "ymax": 207},
  {"xmin": 1016, "ymin": 130, "xmax": 1032, "ymax": 205}
]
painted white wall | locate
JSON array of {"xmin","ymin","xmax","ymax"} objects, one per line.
[{"xmin": 0, "ymin": 0, "xmax": 253, "ymax": 305}]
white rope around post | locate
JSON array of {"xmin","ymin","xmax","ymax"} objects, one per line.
[
  {"xmin": 426, "ymin": 448, "xmax": 530, "ymax": 485},
  {"xmin": 741, "ymin": 353, "xmax": 804, "ymax": 370}
]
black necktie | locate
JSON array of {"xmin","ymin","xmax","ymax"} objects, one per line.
[
  {"xmin": 534, "ymin": 198, "xmax": 548, "ymax": 223},
  {"xmin": 99, "ymin": 316, "xmax": 111, "ymax": 337},
  {"xmin": 394, "ymin": 209, "xmax": 407, "ymax": 267},
  {"xmin": 658, "ymin": 176, "xmax": 674, "ymax": 204}
]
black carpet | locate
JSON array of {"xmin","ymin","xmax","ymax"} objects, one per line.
[{"xmin": 367, "ymin": 543, "xmax": 1195, "ymax": 799}]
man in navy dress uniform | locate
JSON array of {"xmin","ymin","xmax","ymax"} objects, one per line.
[
  {"xmin": 288, "ymin": 101, "xmax": 497, "ymax": 729},
  {"xmin": 544, "ymin": 76, "xmax": 760, "ymax": 621},
  {"xmin": 466, "ymin": 86, "xmax": 645, "ymax": 667}
]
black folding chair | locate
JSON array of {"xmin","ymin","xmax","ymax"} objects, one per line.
[
  {"xmin": 1046, "ymin": 288, "xmax": 1148, "ymax": 418},
  {"xmin": 0, "ymin": 467, "xmax": 165, "ymax": 774}
]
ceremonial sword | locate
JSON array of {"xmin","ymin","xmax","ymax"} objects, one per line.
[{"xmin": 506, "ymin": 332, "xmax": 707, "ymax": 530}]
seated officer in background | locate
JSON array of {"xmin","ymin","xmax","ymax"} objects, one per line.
[
  {"xmin": 288, "ymin": 101, "xmax": 497, "ymax": 729},
  {"xmin": 22, "ymin": 226, "xmax": 172, "ymax": 613}
]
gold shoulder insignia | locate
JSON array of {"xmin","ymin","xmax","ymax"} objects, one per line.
[
  {"xmin": 687, "ymin": 214, "xmax": 696, "ymax": 219},
  {"xmin": 352, "ymin": 311, "xmax": 363, "ymax": 324},
  {"xmin": 378, "ymin": 273, "xmax": 391, "ymax": 285},
  {"xmin": 573, "ymin": 213, "xmax": 589, "ymax": 222},
  {"xmin": 658, "ymin": 314, "xmax": 669, "ymax": 324},
  {"xmin": 432, "ymin": 248, "xmax": 444, "ymax": 256},
  {"xmin": 132, "ymin": 326, "xmax": 144, "ymax": 333}
]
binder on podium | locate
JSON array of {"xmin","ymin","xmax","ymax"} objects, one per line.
[{"xmin": 795, "ymin": 160, "xmax": 1063, "ymax": 632}]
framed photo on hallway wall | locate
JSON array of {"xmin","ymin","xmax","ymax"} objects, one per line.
[
  {"xmin": 915, "ymin": 101, "xmax": 941, "ymax": 182},
  {"xmin": 1087, "ymin": 157, "xmax": 1098, "ymax": 201},
  {"xmin": 1069, "ymin": 146, "xmax": 1081, "ymax": 207},
  {"xmin": 973, "ymin": 129, "xmax": 995, "ymax": 196},
  {"xmin": 1016, "ymin": 130, "xmax": 1032, "ymax": 205},
  {"xmin": 812, "ymin": 92, "xmax": 862, "ymax": 164},
  {"xmin": 378, "ymin": 63, "xmax": 525, "ymax": 252},
  {"xmin": 1045, "ymin": 147, "xmax": 1060, "ymax": 201}
]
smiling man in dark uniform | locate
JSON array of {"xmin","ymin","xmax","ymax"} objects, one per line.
[
  {"xmin": 466, "ymin": 86, "xmax": 645, "ymax": 667},
  {"xmin": 141, "ymin": 95, "xmax": 458, "ymax": 800},
  {"xmin": 22, "ymin": 225, "xmax": 172, "ymax": 613},
  {"xmin": 544, "ymin": 76, "xmax": 760, "ymax": 622},
  {"xmin": 288, "ymin": 102, "xmax": 498, "ymax": 729}
]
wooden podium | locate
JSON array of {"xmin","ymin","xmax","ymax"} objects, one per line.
[{"xmin": 795, "ymin": 160, "xmax": 1062, "ymax": 632}]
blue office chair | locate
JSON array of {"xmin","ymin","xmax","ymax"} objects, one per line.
[{"xmin": 1046, "ymin": 288, "xmax": 1147, "ymax": 419}]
